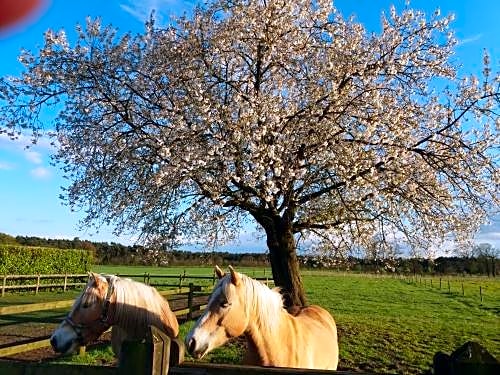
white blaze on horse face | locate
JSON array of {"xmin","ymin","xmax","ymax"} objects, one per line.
[
  {"xmin": 50, "ymin": 274, "xmax": 104, "ymax": 354},
  {"xmin": 185, "ymin": 310, "xmax": 213, "ymax": 358},
  {"xmin": 186, "ymin": 282, "xmax": 231, "ymax": 358},
  {"xmin": 50, "ymin": 320, "xmax": 80, "ymax": 354}
]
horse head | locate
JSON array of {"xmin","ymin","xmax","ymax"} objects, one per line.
[
  {"xmin": 186, "ymin": 265, "xmax": 249, "ymax": 359},
  {"xmin": 50, "ymin": 272, "xmax": 114, "ymax": 354}
]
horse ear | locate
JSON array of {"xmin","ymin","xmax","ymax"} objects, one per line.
[
  {"xmin": 89, "ymin": 272, "xmax": 101, "ymax": 286},
  {"xmin": 228, "ymin": 265, "xmax": 240, "ymax": 286},
  {"xmin": 214, "ymin": 265, "xmax": 225, "ymax": 279}
]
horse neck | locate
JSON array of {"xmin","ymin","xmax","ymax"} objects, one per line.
[
  {"xmin": 110, "ymin": 278, "xmax": 178, "ymax": 338},
  {"xmin": 111, "ymin": 279, "xmax": 159, "ymax": 334},
  {"xmin": 240, "ymin": 277, "xmax": 288, "ymax": 366}
]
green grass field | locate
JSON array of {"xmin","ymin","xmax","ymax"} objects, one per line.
[{"xmin": 2, "ymin": 265, "xmax": 499, "ymax": 374}]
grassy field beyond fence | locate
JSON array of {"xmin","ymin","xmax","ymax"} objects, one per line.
[
  {"xmin": 90, "ymin": 266, "xmax": 500, "ymax": 374},
  {"xmin": 3, "ymin": 265, "xmax": 497, "ymax": 374}
]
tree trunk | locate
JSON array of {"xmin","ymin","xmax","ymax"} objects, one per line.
[{"xmin": 258, "ymin": 212, "xmax": 307, "ymax": 308}]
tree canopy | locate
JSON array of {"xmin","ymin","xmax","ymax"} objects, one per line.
[{"xmin": 1, "ymin": 0, "xmax": 498, "ymax": 305}]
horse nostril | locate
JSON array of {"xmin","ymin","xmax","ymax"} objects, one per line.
[
  {"xmin": 50, "ymin": 336, "xmax": 57, "ymax": 350},
  {"xmin": 187, "ymin": 337, "xmax": 196, "ymax": 354}
]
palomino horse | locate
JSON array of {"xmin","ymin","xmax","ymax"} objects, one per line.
[
  {"xmin": 50, "ymin": 272, "xmax": 179, "ymax": 355},
  {"xmin": 186, "ymin": 266, "xmax": 338, "ymax": 370}
]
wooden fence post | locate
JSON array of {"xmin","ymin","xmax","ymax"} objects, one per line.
[
  {"xmin": 118, "ymin": 325, "xmax": 181, "ymax": 375},
  {"xmin": 35, "ymin": 275, "xmax": 40, "ymax": 294},
  {"xmin": 2, "ymin": 276, "xmax": 6, "ymax": 297},
  {"xmin": 480, "ymin": 286, "xmax": 483, "ymax": 303},
  {"xmin": 187, "ymin": 283, "xmax": 194, "ymax": 321},
  {"xmin": 63, "ymin": 274, "xmax": 68, "ymax": 292}
]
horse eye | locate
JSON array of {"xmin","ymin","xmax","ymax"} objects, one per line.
[
  {"xmin": 220, "ymin": 301, "xmax": 230, "ymax": 308},
  {"xmin": 82, "ymin": 302, "xmax": 91, "ymax": 309}
]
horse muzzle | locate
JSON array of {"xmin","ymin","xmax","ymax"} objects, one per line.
[
  {"xmin": 50, "ymin": 334, "xmax": 77, "ymax": 354},
  {"xmin": 186, "ymin": 337, "xmax": 208, "ymax": 359}
]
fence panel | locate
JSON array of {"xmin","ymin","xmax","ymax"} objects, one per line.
[
  {"xmin": 1, "ymin": 274, "xmax": 88, "ymax": 296},
  {"xmin": 0, "ymin": 273, "xmax": 267, "ymax": 358},
  {"xmin": 0, "ymin": 283, "xmax": 211, "ymax": 357},
  {"xmin": 0, "ymin": 327, "xmax": 356, "ymax": 375}
]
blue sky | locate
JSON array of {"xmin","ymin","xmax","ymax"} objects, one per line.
[{"xmin": 0, "ymin": 0, "xmax": 499, "ymax": 251}]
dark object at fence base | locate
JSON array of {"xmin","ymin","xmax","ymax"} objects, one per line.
[
  {"xmin": 119, "ymin": 325, "xmax": 184, "ymax": 375},
  {"xmin": 432, "ymin": 341, "xmax": 499, "ymax": 375}
]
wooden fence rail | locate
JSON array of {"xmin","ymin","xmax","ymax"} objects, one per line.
[
  {"xmin": 0, "ymin": 272, "xmax": 272, "ymax": 296},
  {"xmin": 1, "ymin": 274, "xmax": 88, "ymax": 296},
  {"xmin": 0, "ymin": 284, "xmax": 212, "ymax": 358},
  {"xmin": 0, "ymin": 326, "xmax": 359, "ymax": 375},
  {"xmin": 0, "ymin": 273, "xmax": 273, "ymax": 358}
]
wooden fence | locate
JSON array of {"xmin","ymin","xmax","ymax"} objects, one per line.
[
  {"xmin": 403, "ymin": 275, "xmax": 490, "ymax": 302},
  {"xmin": 0, "ymin": 272, "xmax": 207, "ymax": 296},
  {"xmin": 0, "ymin": 271, "xmax": 273, "ymax": 296},
  {"xmin": 1, "ymin": 274, "xmax": 88, "ymax": 296},
  {"xmin": 0, "ymin": 273, "xmax": 273, "ymax": 358},
  {"xmin": 0, "ymin": 326, "xmax": 358, "ymax": 375},
  {"xmin": 0, "ymin": 283, "xmax": 211, "ymax": 357}
]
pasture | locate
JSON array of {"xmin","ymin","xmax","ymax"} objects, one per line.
[{"xmin": 2, "ymin": 265, "xmax": 499, "ymax": 374}]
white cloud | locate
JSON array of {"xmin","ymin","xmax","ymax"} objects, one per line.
[
  {"xmin": 120, "ymin": 0, "xmax": 192, "ymax": 25},
  {"xmin": 474, "ymin": 216, "xmax": 500, "ymax": 247},
  {"xmin": 457, "ymin": 33, "xmax": 482, "ymax": 46},
  {"xmin": 0, "ymin": 132, "xmax": 56, "ymax": 155},
  {"xmin": 25, "ymin": 150, "xmax": 43, "ymax": 164},
  {"xmin": 0, "ymin": 161, "xmax": 15, "ymax": 170},
  {"xmin": 30, "ymin": 166, "xmax": 52, "ymax": 179}
]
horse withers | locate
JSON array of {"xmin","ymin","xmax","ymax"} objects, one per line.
[
  {"xmin": 186, "ymin": 266, "xmax": 339, "ymax": 370},
  {"xmin": 50, "ymin": 272, "xmax": 179, "ymax": 355}
]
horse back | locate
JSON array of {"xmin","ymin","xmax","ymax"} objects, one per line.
[
  {"xmin": 290, "ymin": 305, "xmax": 338, "ymax": 370},
  {"xmin": 154, "ymin": 288, "xmax": 179, "ymax": 338}
]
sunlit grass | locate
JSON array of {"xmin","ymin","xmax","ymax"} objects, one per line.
[
  {"xmin": 51, "ymin": 345, "xmax": 115, "ymax": 366},
  {"xmin": 304, "ymin": 274, "xmax": 499, "ymax": 373}
]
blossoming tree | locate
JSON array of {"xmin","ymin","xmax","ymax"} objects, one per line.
[{"xmin": 1, "ymin": 0, "xmax": 498, "ymax": 306}]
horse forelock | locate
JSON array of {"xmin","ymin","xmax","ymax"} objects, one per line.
[
  {"xmin": 218, "ymin": 273, "xmax": 283, "ymax": 333},
  {"xmin": 208, "ymin": 277, "xmax": 226, "ymax": 306},
  {"xmin": 73, "ymin": 276, "xmax": 105, "ymax": 313}
]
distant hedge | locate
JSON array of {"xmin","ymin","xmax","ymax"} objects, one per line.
[{"xmin": 0, "ymin": 245, "xmax": 93, "ymax": 274}]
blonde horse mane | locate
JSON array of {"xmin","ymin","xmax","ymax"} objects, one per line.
[
  {"xmin": 77, "ymin": 274, "xmax": 179, "ymax": 354},
  {"xmin": 107, "ymin": 275, "xmax": 178, "ymax": 339},
  {"xmin": 221, "ymin": 272, "xmax": 284, "ymax": 333}
]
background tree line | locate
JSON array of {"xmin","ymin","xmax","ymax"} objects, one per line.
[{"xmin": 1, "ymin": 232, "xmax": 497, "ymax": 276}]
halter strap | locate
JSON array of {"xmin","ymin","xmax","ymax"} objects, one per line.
[
  {"xmin": 64, "ymin": 275, "xmax": 115, "ymax": 339},
  {"xmin": 100, "ymin": 276, "xmax": 115, "ymax": 324}
]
